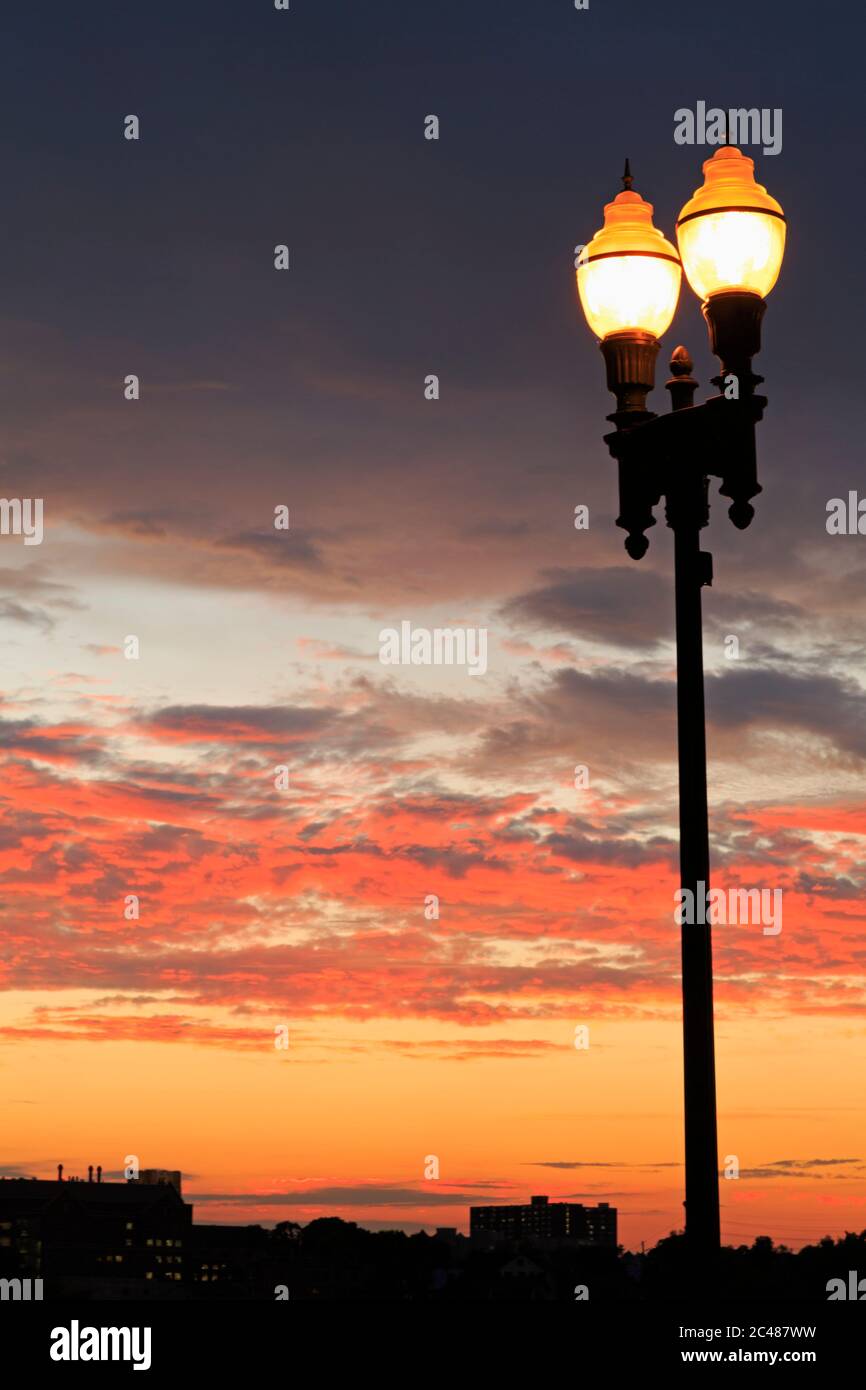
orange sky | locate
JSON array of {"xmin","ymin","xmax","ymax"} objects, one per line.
[{"xmin": 1, "ymin": 572, "xmax": 865, "ymax": 1248}]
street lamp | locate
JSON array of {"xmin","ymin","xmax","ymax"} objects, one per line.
[
  {"xmin": 576, "ymin": 149, "xmax": 786, "ymax": 1267},
  {"xmin": 677, "ymin": 145, "xmax": 786, "ymax": 300},
  {"xmin": 679, "ymin": 144, "xmax": 786, "ymax": 415},
  {"xmin": 577, "ymin": 161, "xmax": 681, "ymax": 420}
]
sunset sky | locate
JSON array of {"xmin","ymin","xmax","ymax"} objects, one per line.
[{"xmin": 1, "ymin": 0, "xmax": 865, "ymax": 1252}]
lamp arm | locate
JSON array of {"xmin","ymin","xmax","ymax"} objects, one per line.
[{"xmin": 604, "ymin": 394, "xmax": 766, "ymax": 557}]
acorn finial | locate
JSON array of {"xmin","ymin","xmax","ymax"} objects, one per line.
[{"xmin": 669, "ymin": 345, "xmax": 694, "ymax": 377}]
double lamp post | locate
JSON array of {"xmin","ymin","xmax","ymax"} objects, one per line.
[{"xmin": 576, "ymin": 144, "xmax": 786, "ymax": 1262}]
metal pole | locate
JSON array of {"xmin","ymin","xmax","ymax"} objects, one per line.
[{"xmin": 672, "ymin": 489, "xmax": 720, "ymax": 1261}]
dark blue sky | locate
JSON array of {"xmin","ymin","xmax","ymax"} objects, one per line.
[
  {"xmin": 0, "ymin": 0, "xmax": 849, "ymax": 388},
  {"xmin": 0, "ymin": 0, "xmax": 859, "ymax": 598}
]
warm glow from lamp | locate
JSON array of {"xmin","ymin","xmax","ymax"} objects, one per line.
[
  {"xmin": 577, "ymin": 182, "xmax": 681, "ymax": 339},
  {"xmin": 676, "ymin": 146, "xmax": 785, "ymax": 300}
]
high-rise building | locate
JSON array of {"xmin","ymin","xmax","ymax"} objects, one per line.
[{"xmin": 469, "ymin": 1195, "xmax": 617, "ymax": 1247}]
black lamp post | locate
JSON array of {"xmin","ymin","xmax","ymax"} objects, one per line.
[{"xmin": 577, "ymin": 146, "xmax": 786, "ymax": 1263}]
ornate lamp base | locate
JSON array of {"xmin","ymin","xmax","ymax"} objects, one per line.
[{"xmin": 600, "ymin": 330, "xmax": 660, "ymax": 423}]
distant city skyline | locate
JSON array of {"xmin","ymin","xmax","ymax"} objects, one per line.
[{"xmin": 3, "ymin": 1153, "xmax": 862, "ymax": 1249}]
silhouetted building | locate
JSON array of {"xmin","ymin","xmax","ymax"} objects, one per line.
[
  {"xmin": 130, "ymin": 1169, "xmax": 183, "ymax": 1195},
  {"xmin": 0, "ymin": 1166, "xmax": 191, "ymax": 1295},
  {"xmin": 190, "ymin": 1223, "xmax": 270, "ymax": 1289},
  {"xmin": 470, "ymin": 1195, "xmax": 617, "ymax": 1248}
]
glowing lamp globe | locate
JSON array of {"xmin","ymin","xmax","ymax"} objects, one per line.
[
  {"xmin": 676, "ymin": 146, "xmax": 786, "ymax": 301},
  {"xmin": 577, "ymin": 185, "xmax": 682, "ymax": 340}
]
